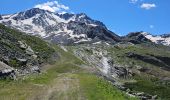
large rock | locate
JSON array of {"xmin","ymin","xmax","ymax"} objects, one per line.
[{"xmin": 0, "ymin": 61, "xmax": 15, "ymax": 78}]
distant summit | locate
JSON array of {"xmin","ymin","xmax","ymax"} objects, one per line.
[{"xmin": 0, "ymin": 8, "xmax": 120, "ymax": 44}]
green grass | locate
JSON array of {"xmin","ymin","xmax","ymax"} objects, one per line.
[
  {"xmin": 68, "ymin": 43, "xmax": 170, "ymax": 100},
  {"xmin": 0, "ymin": 45, "xmax": 137, "ymax": 100},
  {"xmin": 107, "ymin": 44, "xmax": 170, "ymax": 100},
  {"xmin": 78, "ymin": 73, "xmax": 137, "ymax": 100},
  {"xmin": 125, "ymin": 75, "xmax": 170, "ymax": 100}
]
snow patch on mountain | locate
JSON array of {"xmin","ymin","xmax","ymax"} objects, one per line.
[
  {"xmin": 74, "ymin": 38, "xmax": 92, "ymax": 44},
  {"xmin": 0, "ymin": 8, "xmax": 120, "ymax": 44},
  {"xmin": 0, "ymin": 8, "xmax": 100, "ymax": 38},
  {"xmin": 88, "ymin": 24, "xmax": 98, "ymax": 27},
  {"xmin": 142, "ymin": 32, "xmax": 170, "ymax": 46}
]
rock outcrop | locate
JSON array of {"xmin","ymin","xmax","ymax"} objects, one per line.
[
  {"xmin": 126, "ymin": 52, "xmax": 170, "ymax": 70},
  {"xmin": 0, "ymin": 61, "xmax": 15, "ymax": 79},
  {"xmin": 0, "ymin": 24, "xmax": 56, "ymax": 78}
]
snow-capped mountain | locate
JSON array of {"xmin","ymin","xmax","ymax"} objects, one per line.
[
  {"xmin": 124, "ymin": 32, "xmax": 170, "ymax": 46},
  {"xmin": 0, "ymin": 8, "xmax": 120, "ymax": 44},
  {"xmin": 142, "ymin": 32, "xmax": 170, "ymax": 46},
  {"xmin": 124, "ymin": 32, "xmax": 151, "ymax": 44}
]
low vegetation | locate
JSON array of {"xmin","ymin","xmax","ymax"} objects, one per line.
[{"xmin": 0, "ymin": 45, "xmax": 137, "ymax": 100}]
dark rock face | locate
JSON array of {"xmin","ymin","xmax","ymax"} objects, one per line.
[
  {"xmin": 152, "ymin": 55, "xmax": 170, "ymax": 66},
  {"xmin": 75, "ymin": 13, "xmax": 107, "ymax": 28},
  {"xmin": 13, "ymin": 8, "xmax": 47, "ymax": 20},
  {"xmin": 0, "ymin": 15, "xmax": 2, "ymax": 20},
  {"xmin": 126, "ymin": 52, "xmax": 170, "ymax": 70},
  {"xmin": 160, "ymin": 34, "xmax": 170, "ymax": 38},
  {"xmin": 111, "ymin": 66, "xmax": 132, "ymax": 78},
  {"xmin": 44, "ymin": 21, "xmax": 121, "ymax": 44},
  {"xmin": 123, "ymin": 32, "xmax": 151, "ymax": 44},
  {"xmin": 57, "ymin": 13, "xmax": 106, "ymax": 28},
  {"xmin": 56, "ymin": 13, "xmax": 75, "ymax": 20},
  {"xmin": 67, "ymin": 21, "xmax": 121, "ymax": 42}
]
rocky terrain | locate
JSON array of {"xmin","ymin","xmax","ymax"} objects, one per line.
[
  {"xmin": 66, "ymin": 41, "xmax": 170, "ymax": 99},
  {"xmin": 0, "ymin": 24, "xmax": 56, "ymax": 79},
  {"xmin": 0, "ymin": 8, "xmax": 170, "ymax": 100}
]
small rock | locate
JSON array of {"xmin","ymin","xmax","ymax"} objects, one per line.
[
  {"xmin": 18, "ymin": 41, "xmax": 27, "ymax": 49},
  {"xmin": 152, "ymin": 95, "xmax": 158, "ymax": 99},
  {"xmin": 30, "ymin": 66, "xmax": 40, "ymax": 72},
  {"xmin": 26, "ymin": 46, "xmax": 34, "ymax": 55},
  {"xmin": 32, "ymin": 55, "xmax": 38, "ymax": 59}
]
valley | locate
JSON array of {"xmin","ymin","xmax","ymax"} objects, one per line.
[{"xmin": 0, "ymin": 7, "xmax": 170, "ymax": 100}]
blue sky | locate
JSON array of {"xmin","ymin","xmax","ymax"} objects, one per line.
[{"xmin": 0, "ymin": 0, "xmax": 169, "ymax": 35}]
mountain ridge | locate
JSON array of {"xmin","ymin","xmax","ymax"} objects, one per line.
[
  {"xmin": 1, "ymin": 8, "xmax": 170, "ymax": 46},
  {"xmin": 0, "ymin": 8, "xmax": 120, "ymax": 45}
]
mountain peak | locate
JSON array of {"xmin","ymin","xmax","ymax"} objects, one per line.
[
  {"xmin": 124, "ymin": 32, "xmax": 151, "ymax": 44},
  {"xmin": 13, "ymin": 8, "xmax": 49, "ymax": 20},
  {"xmin": 160, "ymin": 34, "xmax": 170, "ymax": 38}
]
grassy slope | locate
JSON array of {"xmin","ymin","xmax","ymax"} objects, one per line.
[
  {"xmin": 0, "ymin": 45, "xmax": 137, "ymax": 100},
  {"xmin": 66, "ymin": 43, "xmax": 170, "ymax": 99},
  {"xmin": 125, "ymin": 74, "xmax": 170, "ymax": 100},
  {"xmin": 108, "ymin": 43, "xmax": 170, "ymax": 100}
]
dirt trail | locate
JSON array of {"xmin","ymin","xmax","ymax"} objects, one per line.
[{"xmin": 31, "ymin": 73, "xmax": 85, "ymax": 100}]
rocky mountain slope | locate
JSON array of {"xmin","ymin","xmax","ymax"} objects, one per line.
[
  {"xmin": 0, "ymin": 24, "xmax": 56, "ymax": 79},
  {"xmin": 66, "ymin": 41, "xmax": 170, "ymax": 99},
  {"xmin": 0, "ymin": 8, "xmax": 120, "ymax": 44},
  {"xmin": 1, "ymin": 8, "xmax": 170, "ymax": 46},
  {"xmin": 123, "ymin": 32, "xmax": 152, "ymax": 44}
]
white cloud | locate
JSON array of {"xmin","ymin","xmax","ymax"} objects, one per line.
[
  {"xmin": 130, "ymin": 0, "xmax": 138, "ymax": 4},
  {"xmin": 150, "ymin": 25, "xmax": 154, "ymax": 29},
  {"xmin": 140, "ymin": 3, "xmax": 156, "ymax": 10},
  {"xmin": 34, "ymin": 1, "xmax": 69, "ymax": 12}
]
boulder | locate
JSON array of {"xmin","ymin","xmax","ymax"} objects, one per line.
[
  {"xmin": 29, "ymin": 65, "xmax": 40, "ymax": 73},
  {"xmin": 26, "ymin": 46, "xmax": 34, "ymax": 55},
  {"xmin": 0, "ymin": 61, "xmax": 15, "ymax": 78},
  {"xmin": 18, "ymin": 41, "xmax": 27, "ymax": 49},
  {"xmin": 111, "ymin": 66, "xmax": 130, "ymax": 78},
  {"xmin": 16, "ymin": 58, "xmax": 27, "ymax": 66},
  {"xmin": 32, "ymin": 54, "xmax": 38, "ymax": 59}
]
